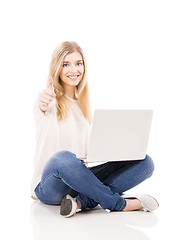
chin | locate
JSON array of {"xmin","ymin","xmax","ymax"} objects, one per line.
[{"xmin": 68, "ymin": 80, "xmax": 81, "ymax": 86}]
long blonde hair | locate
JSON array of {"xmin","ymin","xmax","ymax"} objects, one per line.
[{"xmin": 47, "ymin": 41, "xmax": 92, "ymax": 124}]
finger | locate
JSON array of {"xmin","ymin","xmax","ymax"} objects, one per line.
[
  {"xmin": 44, "ymin": 88, "xmax": 56, "ymax": 98},
  {"xmin": 40, "ymin": 92, "xmax": 53, "ymax": 101},
  {"xmin": 40, "ymin": 103, "xmax": 48, "ymax": 108},
  {"xmin": 48, "ymin": 77, "xmax": 55, "ymax": 93},
  {"xmin": 39, "ymin": 94, "xmax": 52, "ymax": 104},
  {"xmin": 39, "ymin": 98, "xmax": 51, "ymax": 105},
  {"xmin": 39, "ymin": 104, "xmax": 48, "ymax": 112}
]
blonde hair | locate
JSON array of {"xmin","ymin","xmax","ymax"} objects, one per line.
[{"xmin": 47, "ymin": 41, "xmax": 92, "ymax": 124}]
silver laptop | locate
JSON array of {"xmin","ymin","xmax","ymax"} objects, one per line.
[{"xmin": 86, "ymin": 109, "xmax": 153, "ymax": 163}]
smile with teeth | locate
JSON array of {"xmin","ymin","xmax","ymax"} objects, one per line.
[{"xmin": 67, "ymin": 75, "xmax": 79, "ymax": 80}]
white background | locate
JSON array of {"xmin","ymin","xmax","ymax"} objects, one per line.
[{"xmin": 0, "ymin": 0, "xmax": 179, "ymax": 239}]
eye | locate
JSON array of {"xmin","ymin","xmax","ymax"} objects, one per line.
[
  {"xmin": 77, "ymin": 62, "xmax": 83, "ymax": 66},
  {"xmin": 63, "ymin": 63, "xmax": 69, "ymax": 67}
]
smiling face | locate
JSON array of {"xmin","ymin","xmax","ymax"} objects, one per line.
[{"xmin": 60, "ymin": 51, "xmax": 84, "ymax": 91}]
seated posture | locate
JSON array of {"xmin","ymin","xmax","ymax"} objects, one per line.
[{"xmin": 31, "ymin": 41, "xmax": 159, "ymax": 217}]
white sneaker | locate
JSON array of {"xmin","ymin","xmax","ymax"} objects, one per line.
[
  {"xmin": 121, "ymin": 193, "xmax": 159, "ymax": 212},
  {"xmin": 137, "ymin": 194, "xmax": 159, "ymax": 212},
  {"xmin": 60, "ymin": 194, "xmax": 80, "ymax": 217}
]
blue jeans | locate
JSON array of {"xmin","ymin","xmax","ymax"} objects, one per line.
[{"xmin": 35, "ymin": 151, "xmax": 154, "ymax": 211}]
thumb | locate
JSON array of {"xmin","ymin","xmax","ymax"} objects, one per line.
[{"xmin": 49, "ymin": 77, "xmax": 55, "ymax": 93}]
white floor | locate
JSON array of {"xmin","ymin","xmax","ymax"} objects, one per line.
[
  {"xmin": 2, "ymin": 182, "xmax": 179, "ymax": 240},
  {"xmin": 29, "ymin": 195, "xmax": 179, "ymax": 240},
  {"xmin": 30, "ymin": 202, "xmax": 159, "ymax": 240}
]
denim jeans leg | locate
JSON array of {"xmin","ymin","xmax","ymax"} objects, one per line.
[
  {"xmin": 35, "ymin": 163, "xmax": 73, "ymax": 205},
  {"xmin": 76, "ymin": 162, "xmax": 126, "ymax": 210},
  {"xmin": 40, "ymin": 150, "xmax": 126, "ymax": 211},
  {"xmin": 103, "ymin": 155, "xmax": 155, "ymax": 194},
  {"xmin": 77, "ymin": 155, "xmax": 154, "ymax": 210}
]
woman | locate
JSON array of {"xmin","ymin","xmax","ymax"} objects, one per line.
[{"xmin": 31, "ymin": 41, "xmax": 159, "ymax": 217}]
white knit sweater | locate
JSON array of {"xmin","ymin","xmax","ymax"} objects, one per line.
[{"xmin": 31, "ymin": 95, "xmax": 91, "ymax": 199}]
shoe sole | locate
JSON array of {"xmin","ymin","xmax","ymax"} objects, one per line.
[{"xmin": 60, "ymin": 195, "xmax": 77, "ymax": 218}]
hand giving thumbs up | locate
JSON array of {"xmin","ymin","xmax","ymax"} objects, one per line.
[{"xmin": 39, "ymin": 77, "xmax": 56, "ymax": 113}]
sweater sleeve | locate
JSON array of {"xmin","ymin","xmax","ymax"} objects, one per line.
[
  {"xmin": 33, "ymin": 96, "xmax": 56, "ymax": 140},
  {"xmin": 33, "ymin": 96, "xmax": 46, "ymax": 119},
  {"xmin": 33, "ymin": 97, "xmax": 47, "ymax": 140}
]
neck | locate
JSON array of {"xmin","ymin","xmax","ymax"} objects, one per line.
[{"xmin": 63, "ymin": 85, "xmax": 77, "ymax": 100}]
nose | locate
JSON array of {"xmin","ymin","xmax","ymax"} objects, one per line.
[{"xmin": 69, "ymin": 64, "xmax": 78, "ymax": 73}]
